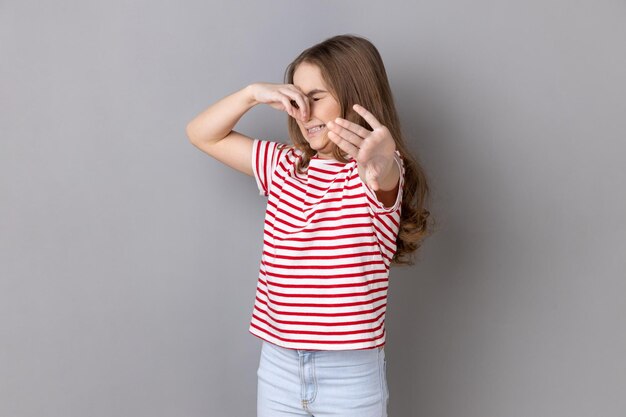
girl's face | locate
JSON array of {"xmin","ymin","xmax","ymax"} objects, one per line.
[{"xmin": 293, "ymin": 62, "xmax": 342, "ymax": 160}]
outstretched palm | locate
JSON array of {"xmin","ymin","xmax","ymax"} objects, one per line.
[{"xmin": 326, "ymin": 104, "xmax": 397, "ymax": 190}]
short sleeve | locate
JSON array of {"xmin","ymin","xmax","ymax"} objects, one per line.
[
  {"xmin": 251, "ymin": 138, "xmax": 291, "ymax": 197},
  {"xmin": 361, "ymin": 150, "xmax": 405, "ymax": 214}
]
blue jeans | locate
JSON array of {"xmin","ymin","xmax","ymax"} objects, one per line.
[{"xmin": 257, "ymin": 340, "xmax": 389, "ymax": 417}]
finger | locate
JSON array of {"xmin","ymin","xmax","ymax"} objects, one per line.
[
  {"xmin": 278, "ymin": 87, "xmax": 303, "ymax": 114},
  {"xmin": 326, "ymin": 120, "xmax": 365, "ymax": 148},
  {"xmin": 353, "ymin": 104, "xmax": 382, "ymax": 130},
  {"xmin": 329, "ymin": 117, "xmax": 371, "ymax": 139},
  {"xmin": 280, "ymin": 96, "xmax": 296, "ymax": 118},
  {"xmin": 290, "ymin": 85, "xmax": 311, "ymax": 118},
  {"xmin": 279, "ymin": 87, "xmax": 308, "ymax": 120},
  {"xmin": 327, "ymin": 130, "xmax": 359, "ymax": 158},
  {"xmin": 290, "ymin": 99, "xmax": 308, "ymax": 120},
  {"xmin": 288, "ymin": 97, "xmax": 307, "ymax": 120}
]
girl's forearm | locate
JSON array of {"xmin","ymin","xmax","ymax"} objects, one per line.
[{"xmin": 185, "ymin": 84, "xmax": 258, "ymax": 145}]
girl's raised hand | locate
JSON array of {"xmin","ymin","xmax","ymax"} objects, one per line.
[
  {"xmin": 326, "ymin": 104, "xmax": 398, "ymax": 191},
  {"xmin": 249, "ymin": 82, "xmax": 309, "ymax": 122}
]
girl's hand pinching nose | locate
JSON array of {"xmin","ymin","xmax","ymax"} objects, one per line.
[
  {"xmin": 248, "ymin": 82, "xmax": 309, "ymax": 121},
  {"xmin": 290, "ymin": 99, "xmax": 308, "ymax": 121}
]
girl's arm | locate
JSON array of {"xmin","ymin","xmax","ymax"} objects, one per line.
[
  {"xmin": 185, "ymin": 85, "xmax": 258, "ymax": 176},
  {"xmin": 185, "ymin": 83, "xmax": 309, "ymax": 177}
]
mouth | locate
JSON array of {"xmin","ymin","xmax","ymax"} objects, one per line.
[{"xmin": 306, "ymin": 124, "xmax": 326, "ymax": 137}]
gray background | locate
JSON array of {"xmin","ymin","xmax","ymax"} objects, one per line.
[{"xmin": 1, "ymin": 0, "xmax": 625, "ymax": 416}]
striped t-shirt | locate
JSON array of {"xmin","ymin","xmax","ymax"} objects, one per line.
[{"xmin": 249, "ymin": 138, "xmax": 405, "ymax": 350}]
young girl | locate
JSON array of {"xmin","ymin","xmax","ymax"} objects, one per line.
[{"xmin": 186, "ymin": 34, "xmax": 431, "ymax": 417}]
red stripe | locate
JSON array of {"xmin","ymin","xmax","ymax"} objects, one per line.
[
  {"xmin": 251, "ymin": 313, "xmax": 384, "ymax": 336},
  {"xmin": 263, "ymin": 141, "xmax": 271, "ymax": 194},
  {"xmin": 262, "ymin": 258, "xmax": 385, "ymax": 270},
  {"xmin": 275, "ymin": 208, "xmax": 369, "ymax": 227},
  {"xmin": 369, "ymin": 219, "xmax": 396, "ymax": 249},
  {"xmin": 258, "ymin": 288, "xmax": 387, "ymax": 308},
  {"xmin": 276, "ymin": 187, "xmax": 306, "ymax": 205},
  {"xmin": 307, "ymin": 165, "xmax": 352, "ymax": 176},
  {"xmin": 304, "ymin": 181, "xmax": 362, "ymax": 195},
  {"xmin": 265, "ymin": 285, "xmax": 387, "ymax": 299},
  {"xmin": 255, "ymin": 140, "xmax": 264, "ymax": 194},
  {"xmin": 374, "ymin": 211, "xmax": 399, "ymax": 240},
  {"xmin": 303, "ymin": 202, "xmax": 370, "ymax": 221},
  {"xmin": 268, "ymin": 198, "xmax": 305, "ymax": 221},
  {"xmin": 255, "ymin": 296, "xmax": 386, "ymax": 317},
  {"xmin": 263, "ymin": 231, "xmax": 376, "ymax": 243},
  {"xmin": 263, "ymin": 239, "xmax": 377, "ymax": 251},
  {"xmin": 270, "ymin": 222, "xmax": 374, "ymax": 236},
  {"xmin": 302, "ymin": 193, "xmax": 366, "ymax": 206},
  {"xmin": 267, "ymin": 201, "xmax": 306, "ymax": 223},
  {"xmin": 265, "ymin": 203, "xmax": 372, "ymax": 225},
  {"xmin": 258, "ymin": 268, "xmax": 389, "ymax": 280},
  {"xmin": 308, "ymin": 212, "xmax": 370, "ymax": 224},
  {"xmin": 253, "ymin": 305, "xmax": 385, "ymax": 326},
  {"xmin": 262, "ymin": 249, "xmax": 382, "ymax": 261},
  {"xmin": 258, "ymin": 277, "xmax": 388, "ymax": 289}
]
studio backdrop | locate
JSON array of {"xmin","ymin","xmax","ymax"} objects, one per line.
[{"xmin": 1, "ymin": 1, "xmax": 625, "ymax": 416}]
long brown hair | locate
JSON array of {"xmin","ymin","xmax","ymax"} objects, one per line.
[{"xmin": 284, "ymin": 34, "xmax": 434, "ymax": 266}]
